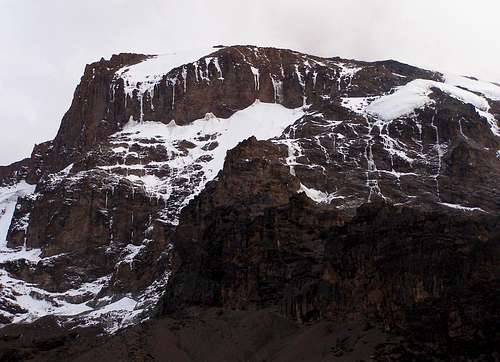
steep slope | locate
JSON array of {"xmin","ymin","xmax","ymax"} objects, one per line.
[{"xmin": 0, "ymin": 45, "xmax": 499, "ymax": 360}]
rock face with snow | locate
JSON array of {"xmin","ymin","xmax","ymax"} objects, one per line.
[{"xmin": 0, "ymin": 45, "xmax": 499, "ymax": 360}]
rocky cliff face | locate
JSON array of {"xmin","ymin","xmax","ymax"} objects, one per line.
[{"xmin": 0, "ymin": 45, "xmax": 499, "ymax": 360}]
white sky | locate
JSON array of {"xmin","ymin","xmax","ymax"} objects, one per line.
[{"xmin": 1, "ymin": 0, "xmax": 499, "ymax": 165}]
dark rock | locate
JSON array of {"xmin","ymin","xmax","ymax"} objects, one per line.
[{"xmin": 0, "ymin": 45, "xmax": 499, "ymax": 360}]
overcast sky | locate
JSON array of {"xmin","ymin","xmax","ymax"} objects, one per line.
[{"xmin": 1, "ymin": 0, "xmax": 499, "ymax": 165}]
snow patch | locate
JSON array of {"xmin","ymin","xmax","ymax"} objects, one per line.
[
  {"xmin": 120, "ymin": 243, "xmax": 146, "ymax": 267},
  {"xmin": 88, "ymin": 297, "xmax": 137, "ymax": 317},
  {"xmin": 341, "ymin": 97, "xmax": 373, "ymax": 114},
  {"xmin": 0, "ymin": 182, "xmax": 36, "ymax": 242},
  {"xmin": 366, "ymin": 79, "xmax": 490, "ymax": 121},
  {"xmin": 299, "ymin": 184, "xmax": 345, "ymax": 204},
  {"xmin": 0, "ymin": 271, "xmax": 111, "ymax": 324},
  {"xmin": 336, "ymin": 62, "xmax": 363, "ymax": 91},
  {"xmin": 107, "ymin": 101, "xmax": 305, "ymax": 223},
  {"xmin": 444, "ymin": 73, "xmax": 500, "ymax": 101},
  {"xmin": 439, "ymin": 202, "xmax": 486, "ymax": 213}
]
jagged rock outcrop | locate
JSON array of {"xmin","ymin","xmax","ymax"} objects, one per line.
[
  {"xmin": 0, "ymin": 45, "xmax": 499, "ymax": 360},
  {"xmin": 0, "ymin": 159, "xmax": 31, "ymax": 187}
]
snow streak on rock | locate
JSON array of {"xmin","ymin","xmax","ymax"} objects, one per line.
[{"xmin": 115, "ymin": 47, "xmax": 218, "ymax": 98}]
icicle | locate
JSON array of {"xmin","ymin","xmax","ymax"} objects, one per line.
[
  {"xmin": 182, "ymin": 66, "xmax": 188, "ymax": 93},
  {"xmin": 150, "ymin": 87, "xmax": 155, "ymax": 111},
  {"xmin": 194, "ymin": 61, "xmax": 199, "ymax": 82},
  {"xmin": 312, "ymin": 71, "xmax": 318, "ymax": 89},
  {"xmin": 171, "ymin": 80, "xmax": 176, "ymax": 110},
  {"xmin": 213, "ymin": 58, "xmax": 224, "ymax": 80},
  {"xmin": 109, "ymin": 215, "xmax": 114, "ymax": 242},
  {"xmin": 139, "ymin": 93, "xmax": 144, "ymax": 122},
  {"xmin": 272, "ymin": 77, "xmax": 283, "ymax": 104},
  {"xmin": 250, "ymin": 66, "xmax": 260, "ymax": 92},
  {"xmin": 431, "ymin": 111, "xmax": 443, "ymax": 201},
  {"xmin": 110, "ymin": 83, "xmax": 116, "ymax": 102}
]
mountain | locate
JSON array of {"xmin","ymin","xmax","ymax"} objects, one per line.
[{"xmin": 0, "ymin": 45, "xmax": 499, "ymax": 361}]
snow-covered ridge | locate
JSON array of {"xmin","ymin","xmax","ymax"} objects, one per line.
[{"xmin": 366, "ymin": 79, "xmax": 490, "ymax": 121}]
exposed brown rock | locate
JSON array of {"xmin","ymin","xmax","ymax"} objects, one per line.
[{"xmin": 0, "ymin": 45, "xmax": 499, "ymax": 361}]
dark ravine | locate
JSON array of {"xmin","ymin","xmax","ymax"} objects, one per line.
[{"xmin": 0, "ymin": 45, "xmax": 499, "ymax": 361}]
